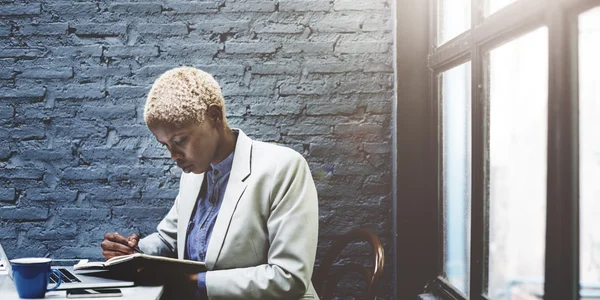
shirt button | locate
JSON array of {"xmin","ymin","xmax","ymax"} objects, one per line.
[{"xmin": 214, "ymin": 169, "xmax": 219, "ymax": 175}]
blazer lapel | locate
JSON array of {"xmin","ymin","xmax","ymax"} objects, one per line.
[
  {"xmin": 204, "ymin": 129, "xmax": 252, "ymax": 269},
  {"xmin": 177, "ymin": 172, "xmax": 204, "ymax": 259}
]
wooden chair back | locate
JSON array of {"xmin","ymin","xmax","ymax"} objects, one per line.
[{"xmin": 314, "ymin": 228, "xmax": 385, "ymax": 300}]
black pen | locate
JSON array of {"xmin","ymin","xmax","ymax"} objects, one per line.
[
  {"xmin": 128, "ymin": 236, "xmax": 144, "ymax": 254},
  {"xmin": 132, "ymin": 245, "xmax": 144, "ymax": 254}
]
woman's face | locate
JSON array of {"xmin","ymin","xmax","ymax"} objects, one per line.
[{"xmin": 148, "ymin": 119, "xmax": 220, "ymax": 174}]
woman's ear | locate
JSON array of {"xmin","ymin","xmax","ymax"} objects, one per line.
[{"xmin": 207, "ymin": 104, "xmax": 223, "ymax": 127}]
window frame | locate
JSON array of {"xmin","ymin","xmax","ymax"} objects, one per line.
[{"xmin": 394, "ymin": 0, "xmax": 600, "ymax": 299}]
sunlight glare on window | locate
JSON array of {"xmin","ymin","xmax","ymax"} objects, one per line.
[
  {"xmin": 486, "ymin": 0, "xmax": 516, "ymax": 16},
  {"xmin": 442, "ymin": 62, "xmax": 472, "ymax": 296},
  {"xmin": 579, "ymin": 6, "xmax": 600, "ymax": 297},
  {"xmin": 438, "ymin": 0, "xmax": 471, "ymax": 45},
  {"xmin": 488, "ymin": 27, "xmax": 548, "ymax": 300}
]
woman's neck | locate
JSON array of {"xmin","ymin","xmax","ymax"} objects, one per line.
[{"xmin": 211, "ymin": 126, "xmax": 237, "ymax": 165}]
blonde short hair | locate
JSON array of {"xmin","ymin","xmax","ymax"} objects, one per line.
[{"xmin": 144, "ymin": 66, "xmax": 227, "ymax": 126}]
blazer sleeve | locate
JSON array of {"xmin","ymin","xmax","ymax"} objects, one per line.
[
  {"xmin": 137, "ymin": 176, "xmax": 181, "ymax": 258},
  {"xmin": 206, "ymin": 152, "xmax": 319, "ymax": 300}
]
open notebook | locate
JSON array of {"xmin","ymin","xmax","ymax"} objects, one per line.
[{"xmin": 74, "ymin": 253, "xmax": 206, "ymax": 274}]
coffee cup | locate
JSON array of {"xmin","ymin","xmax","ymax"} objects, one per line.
[{"xmin": 10, "ymin": 258, "xmax": 62, "ymax": 299}]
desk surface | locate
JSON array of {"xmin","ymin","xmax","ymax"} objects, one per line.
[{"xmin": 0, "ymin": 274, "xmax": 163, "ymax": 300}]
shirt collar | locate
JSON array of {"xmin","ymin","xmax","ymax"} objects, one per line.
[{"xmin": 209, "ymin": 149, "xmax": 235, "ymax": 178}]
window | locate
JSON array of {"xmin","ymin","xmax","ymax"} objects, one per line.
[
  {"xmin": 579, "ymin": 6, "xmax": 600, "ymax": 299},
  {"xmin": 441, "ymin": 62, "xmax": 472, "ymax": 296},
  {"xmin": 486, "ymin": 0, "xmax": 516, "ymax": 16},
  {"xmin": 438, "ymin": 0, "xmax": 470, "ymax": 45},
  {"xmin": 394, "ymin": 0, "xmax": 600, "ymax": 299},
  {"xmin": 488, "ymin": 28, "xmax": 548, "ymax": 299}
]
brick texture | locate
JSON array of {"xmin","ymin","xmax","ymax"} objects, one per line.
[{"xmin": 0, "ymin": 0, "xmax": 394, "ymax": 298}]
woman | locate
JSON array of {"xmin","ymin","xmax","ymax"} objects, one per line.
[{"xmin": 100, "ymin": 67, "xmax": 320, "ymax": 299}]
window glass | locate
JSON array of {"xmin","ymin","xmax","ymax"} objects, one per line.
[
  {"xmin": 488, "ymin": 27, "xmax": 548, "ymax": 299},
  {"xmin": 579, "ymin": 7, "xmax": 600, "ymax": 297},
  {"xmin": 442, "ymin": 62, "xmax": 472, "ymax": 295},
  {"xmin": 486, "ymin": 0, "xmax": 516, "ymax": 16},
  {"xmin": 438, "ymin": 0, "xmax": 471, "ymax": 45}
]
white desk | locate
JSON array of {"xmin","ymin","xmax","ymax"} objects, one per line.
[{"xmin": 0, "ymin": 274, "xmax": 164, "ymax": 300}]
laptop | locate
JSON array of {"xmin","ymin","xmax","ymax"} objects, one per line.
[{"xmin": 0, "ymin": 241, "xmax": 134, "ymax": 290}]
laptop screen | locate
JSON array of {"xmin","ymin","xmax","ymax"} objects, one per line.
[{"xmin": 0, "ymin": 242, "xmax": 13, "ymax": 279}]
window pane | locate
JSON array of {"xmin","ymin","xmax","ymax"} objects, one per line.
[
  {"xmin": 579, "ymin": 7, "xmax": 600, "ymax": 298},
  {"xmin": 438, "ymin": 0, "xmax": 470, "ymax": 45},
  {"xmin": 442, "ymin": 62, "xmax": 472, "ymax": 296},
  {"xmin": 486, "ymin": 0, "xmax": 516, "ymax": 16},
  {"xmin": 488, "ymin": 27, "xmax": 548, "ymax": 299}
]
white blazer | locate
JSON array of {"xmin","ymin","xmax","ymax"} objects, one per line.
[{"xmin": 139, "ymin": 129, "xmax": 320, "ymax": 300}]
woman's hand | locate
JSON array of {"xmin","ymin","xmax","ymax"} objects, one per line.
[{"xmin": 100, "ymin": 232, "xmax": 140, "ymax": 260}]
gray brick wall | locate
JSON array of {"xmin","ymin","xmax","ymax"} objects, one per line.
[{"xmin": 0, "ymin": 0, "xmax": 394, "ymax": 298}]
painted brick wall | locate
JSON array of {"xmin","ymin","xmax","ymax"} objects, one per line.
[{"xmin": 0, "ymin": 0, "xmax": 394, "ymax": 298}]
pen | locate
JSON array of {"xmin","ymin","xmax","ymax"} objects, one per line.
[
  {"xmin": 128, "ymin": 235, "xmax": 144, "ymax": 254},
  {"xmin": 132, "ymin": 245, "xmax": 144, "ymax": 254}
]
